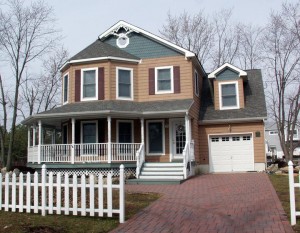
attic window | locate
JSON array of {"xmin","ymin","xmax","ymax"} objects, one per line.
[{"xmin": 116, "ymin": 33, "xmax": 129, "ymax": 48}]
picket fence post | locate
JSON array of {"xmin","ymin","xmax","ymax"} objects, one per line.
[
  {"xmin": 41, "ymin": 164, "xmax": 46, "ymax": 216},
  {"xmin": 289, "ymin": 161, "xmax": 296, "ymax": 225},
  {"xmin": 0, "ymin": 173, "xmax": 2, "ymax": 209},
  {"xmin": 119, "ymin": 164, "xmax": 125, "ymax": 223}
]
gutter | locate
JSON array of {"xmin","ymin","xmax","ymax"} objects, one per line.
[{"xmin": 199, "ymin": 116, "xmax": 268, "ymax": 125}]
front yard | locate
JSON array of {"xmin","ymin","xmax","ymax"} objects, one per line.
[
  {"xmin": 269, "ymin": 174, "xmax": 300, "ymax": 232},
  {"xmin": 0, "ymin": 192, "xmax": 160, "ymax": 233}
]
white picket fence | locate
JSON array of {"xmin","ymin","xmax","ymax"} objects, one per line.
[
  {"xmin": 288, "ymin": 161, "xmax": 300, "ymax": 225},
  {"xmin": 0, "ymin": 164, "xmax": 125, "ymax": 223}
]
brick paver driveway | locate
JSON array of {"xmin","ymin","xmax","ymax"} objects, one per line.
[{"xmin": 111, "ymin": 173, "xmax": 294, "ymax": 233}]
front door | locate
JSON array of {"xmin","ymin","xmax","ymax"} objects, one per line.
[{"xmin": 171, "ymin": 119, "xmax": 186, "ymax": 159}]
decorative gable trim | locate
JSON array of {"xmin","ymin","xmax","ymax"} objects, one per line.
[
  {"xmin": 208, "ymin": 63, "xmax": 247, "ymax": 79},
  {"xmin": 99, "ymin": 20, "xmax": 195, "ymax": 59}
]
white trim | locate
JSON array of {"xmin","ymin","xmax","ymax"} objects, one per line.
[
  {"xmin": 218, "ymin": 81, "xmax": 240, "ymax": 110},
  {"xmin": 81, "ymin": 68, "xmax": 98, "ymax": 101},
  {"xmin": 116, "ymin": 67, "xmax": 133, "ymax": 100},
  {"xmin": 60, "ymin": 56, "xmax": 141, "ymax": 71},
  {"xmin": 155, "ymin": 66, "xmax": 174, "ymax": 94},
  {"xmin": 116, "ymin": 120, "xmax": 134, "ymax": 143},
  {"xmin": 208, "ymin": 132, "xmax": 255, "ymax": 173},
  {"xmin": 146, "ymin": 120, "xmax": 165, "ymax": 156},
  {"xmin": 63, "ymin": 73, "xmax": 69, "ymax": 104},
  {"xmin": 194, "ymin": 70, "xmax": 199, "ymax": 97},
  {"xmin": 62, "ymin": 123, "xmax": 68, "ymax": 144},
  {"xmin": 99, "ymin": 20, "xmax": 195, "ymax": 58},
  {"xmin": 80, "ymin": 120, "xmax": 98, "ymax": 143},
  {"xmin": 208, "ymin": 63, "xmax": 247, "ymax": 79}
]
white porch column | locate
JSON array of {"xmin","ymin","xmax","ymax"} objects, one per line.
[
  {"xmin": 27, "ymin": 127, "xmax": 31, "ymax": 147},
  {"xmin": 140, "ymin": 118, "xmax": 144, "ymax": 144},
  {"xmin": 107, "ymin": 116, "xmax": 112, "ymax": 163},
  {"xmin": 185, "ymin": 114, "xmax": 190, "ymax": 143},
  {"xmin": 71, "ymin": 118, "xmax": 75, "ymax": 164},
  {"xmin": 33, "ymin": 125, "xmax": 36, "ymax": 146},
  {"xmin": 38, "ymin": 120, "xmax": 42, "ymax": 164}
]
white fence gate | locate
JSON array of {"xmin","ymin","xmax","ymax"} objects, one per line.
[{"xmin": 0, "ymin": 164, "xmax": 125, "ymax": 223}]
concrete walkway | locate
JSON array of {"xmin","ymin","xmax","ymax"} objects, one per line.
[{"xmin": 111, "ymin": 173, "xmax": 294, "ymax": 233}]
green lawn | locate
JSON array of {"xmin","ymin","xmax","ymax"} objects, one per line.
[
  {"xmin": 269, "ymin": 174, "xmax": 300, "ymax": 232},
  {"xmin": 0, "ymin": 192, "xmax": 160, "ymax": 233}
]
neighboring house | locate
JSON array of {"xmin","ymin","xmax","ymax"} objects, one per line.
[
  {"xmin": 22, "ymin": 21, "xmax": 267, "ymax": 181},
  {"xmin": 265, "ymin": 122, "xmax": 300, "ymax": 159}
]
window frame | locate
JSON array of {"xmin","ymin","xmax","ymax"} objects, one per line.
[
  {"xmin": 194, "ymin": 70, "xmax": 199, "ymax": 97},
  {"xmin": 116, "ymin": 67, "xmax": 134, "ymax": 100},
  {"xmin": 63, "ymin": 73, "xmax": 69, "ymax": 104},
  {"xmin": 155, "ymin": 66, "xmax": 174, "ymax": 94},
  {"xmin": 81, "ymin": 68, "xmax": 98, "ymax": 101},
  {"xmin": 116, "ymin": 120, "xmax": 134, "ymax": 143},
  {"xmin": 146, "ymin": 120, "xmax": 165, "ymax": 155},
  {"xmin": 218, "ymin": 81, "xmax": 240, "ymax": 110},
  {"xmin": 80, "ymin": 120, "xmax": 98, "ymax": 144}
]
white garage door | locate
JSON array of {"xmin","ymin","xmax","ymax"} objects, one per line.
[{"xmin": 209, "ymin": 134, "xmax": 254, "ymax": 172}]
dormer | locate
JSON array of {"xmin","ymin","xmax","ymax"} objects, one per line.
[{"xmin": 208, "ymin": 63, "xmax": 247, "ymax": 110}]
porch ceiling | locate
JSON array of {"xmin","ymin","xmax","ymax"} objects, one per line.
[{"xmin": 22, "ymin": 99, "xmax": 193, "ymax": 126}]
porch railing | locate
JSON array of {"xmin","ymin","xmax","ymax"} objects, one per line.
[
  {"xmin": 29, "ymin": 143, "xmax": 141, "ymax": 164},
  {"xmin": 182, "ymin": 140, "xmax": 195, "ymax": 179},
  {"xmin": 135, "ymin": 144, "xmax": 145, "ymax": 178}
]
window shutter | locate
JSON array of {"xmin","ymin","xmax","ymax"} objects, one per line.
[
  {"xmin": 173, "ymin": 66, "xmax": 180, "ymax": 93},
  {"xmin": 98, "ymin": 67, "xmax": 105, "ymax": 100},
  {"xmin": 75, "ymin": 70, "xmax": 81, "ymax": 102},
  {"xmin": 149, "ymin": 68, "xmax": 155, "ymax": 95}
]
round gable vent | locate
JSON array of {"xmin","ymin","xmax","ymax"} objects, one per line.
[{"xmin": 116, "ymin": 33, "xmax": 129, "ymax": 48}]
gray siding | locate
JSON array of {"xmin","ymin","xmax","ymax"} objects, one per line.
[
  {"xmin": 216, "ymin": 68, "xmax": 239, "ymax": 81},
  {"xmin": 104, "ymin": 33, "xmax": 182, "ymax": 59}
]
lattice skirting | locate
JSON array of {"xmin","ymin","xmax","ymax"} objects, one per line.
[{"xmin": 46, "ymin": 168, "xmax": 136, "ymax": 178}]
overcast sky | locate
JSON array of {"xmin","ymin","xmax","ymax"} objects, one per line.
[{"xmin": 50, "ymin": 0, "xmax": 291, "ymax": 57}]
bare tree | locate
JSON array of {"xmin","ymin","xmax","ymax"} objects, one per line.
[
  {"xmin": 237, "ymin": 24, "xmax": 264, "ymax": 70},
  {"xmin": 19, "ymin": 47, "xmax": 68, "ymax": 118},
  {"xmin": 0, "ymin": 74, "xmax": 8, "ymax": 165},
  {"xmin": 160, "ymin": 10, "xmax": 214, "ymax": 68},
  {"xmin": 0, "ymin": 0, "xmax": 61, "ymax": 170},
  {"xmin": 211, "ymin": 8, "xmax": 240, "ymax": 70},
  {"xmin": 263, "ymin": 2, "xmax": 300, "ymax": 161}
]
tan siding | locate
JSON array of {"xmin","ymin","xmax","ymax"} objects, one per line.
[
  {"xmin": 238, "ymin": 79, "xmax": 245, "ymax": 108},
  {"xmin": 213, "ymin": 80, "xmax": 219, "ymax": 110},
  {"xmin": 199, "ymin": 122, "xmax": 265, "ymax": 165}
]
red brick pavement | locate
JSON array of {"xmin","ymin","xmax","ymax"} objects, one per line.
[{"xmin": 111, "ymin": 173, "xmax": 294, "ymax": 233}]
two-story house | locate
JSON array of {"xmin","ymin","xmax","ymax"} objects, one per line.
[{"xmin": 22, "ymin": 21, "xmax": 267, "ymax": 182}]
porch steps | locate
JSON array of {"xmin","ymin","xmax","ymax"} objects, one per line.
[{"xmin": 127, "ymin": 162, "xmax": 185, "ymax": 185}]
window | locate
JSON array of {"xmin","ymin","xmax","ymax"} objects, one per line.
[
  {"xmin": 117, "ymin": 121, "xmax": 133, "ymax": 143},
  {"xmin": 211, "ymin": 137, "xmax": 219, "ymax": 142},
  {"xmin": 81, "ymin": 68, "xmax": 98, "ymax": 101},
  {"xmin": 222, "ymin": 137, "xmax": 229, "ymax": 141},
  {"xmin": 147, "ymin": 120, "xmax": 165, "ymax": 155},
  {"xmin": 116, "ymin": 33, "xmax": 129, "ymax": 48},
  {"xmin": 219, "ymin": 81, "xmax": 239, "ymax": 110},
  {"xmin": 269, "ymin": 131, "xmax": 278, "ymax": 135},
  {"xmin": 81, "ymin": 121, "xmax": 98, "ymax": 143},
  {"xmin": 63, "ymin": 73, "xmax": 69, "ymax": 104},
  {"xmin": 232, "ymin": 136, "xmax": 240, "ymax": 141},
  {"xmin": 155, "ymin": 66, "xmax": 173, "ymax": 94},
  {"xmin": 243, "ymin": 136, "xmax": 251, "ymax": 141},
  {"xmin": 194, "ymin": 71, "xmax": 199, "ymax": 96},
  {"xmin": 116, "ymin": 67, "xmax": 133, "ymax": 100}
]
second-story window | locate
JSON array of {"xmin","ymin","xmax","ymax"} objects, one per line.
[
  {"xmin": 116, "ymin": 67, "xmax": 133, "ymax": 100},
  {"xmin": 81, "ymin": 68, "xmax": 98, "ymax": 101},
  {"xmin": 219, "ymin": 81, "xmax": 239, "ymax": 110},
  {"xmin": 63, "ymin": 73, "xmax": 69, "ymax": 104},
  {"xmin": 155, "ymin": 66, "xmax": 174, "ymax": 94}
]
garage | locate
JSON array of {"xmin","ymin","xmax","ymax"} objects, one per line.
[{"xmin": 209, "ymin": 134, "xmax": 254, "ymax": 172}]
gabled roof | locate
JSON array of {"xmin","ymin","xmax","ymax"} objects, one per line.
[
  {"xmin": 99, "ymin": 20, "xmax": 195, "ymax": 58},
  {"xmin": 208, "ymin": 63, "xmax": 247, "ymax": 79},
  {"xmin": 200, "ymin": 69, "xmax": 267, "ymax": 123},
  {"xmin": 60, "ymin": 40, "xmax": 141, "ymax": 71}
]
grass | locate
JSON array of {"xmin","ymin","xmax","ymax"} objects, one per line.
[
  {"xmin": 0, "ymin": 191, "xmax": 161, "ymax": 233},
  {"xmin": 269, "ymin": 174, "xmax": 300, "ymax": 232}
]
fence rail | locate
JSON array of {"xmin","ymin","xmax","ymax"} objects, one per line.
[{"xmin": 0, "ymin": 164, "xmax": 125, "ymax": 223}]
